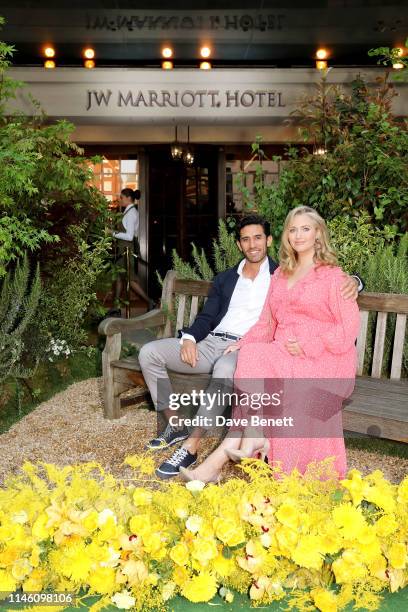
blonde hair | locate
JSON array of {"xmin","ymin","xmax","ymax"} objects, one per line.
[{"xmin": 279, "ymin": 206, "xmax": 337, "ymax": 275}]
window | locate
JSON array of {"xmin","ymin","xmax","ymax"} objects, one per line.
[
  {"xmin": 226, "ymin": 159, "xmax": 282, "ymax": 219},
  {"xmin": 89, "ymin": 157, "xmax": 138, "ymax": 206}
]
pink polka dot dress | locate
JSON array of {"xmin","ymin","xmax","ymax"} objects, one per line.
[{"xmin": 234, "ymin": 265, "xmax": 361, "ymax": 478}]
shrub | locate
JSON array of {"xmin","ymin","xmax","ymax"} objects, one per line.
[{"xmin": 0, "ymin": 256, "xmax": 40, "ymax": 384}]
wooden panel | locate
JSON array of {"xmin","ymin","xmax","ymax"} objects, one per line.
[
  {"xmin": 391, "ymin": 314, "xmax": 407, "ymax": 380},
  {"xmin": 174, "ymin": 278, "xmax": 212, "ymax": 297},
  {"xmin": 176, "ymin": 294, "xmax": 186, "ymax": 333},
  {"xmin": 189, "ymin": 295, "xmax": 199, "ymax": 326},
  {"xmin": 371, "ymin": 312, "xmax": 387, "ymax": 378},
  {"xmin": 342, "ymin": 411, "xmax": 408, "ymax": 442},
  {"xmin": 112, "ymin": 357, "xmax": 141, "ymax": 371},
  {"xmin": 357, "ymin": 292, "xmax": 408, "ymax": 315},
  {"xmin": 113, "ymin": 366, "xmax": 146, "ymax": 388},
  {"xmin": 159, "ymin": 270, "xmax": 177, "ymax": 339},
  {"xmin": 356, "ymin": 310, "xmax": 369, "ymax": 376}
]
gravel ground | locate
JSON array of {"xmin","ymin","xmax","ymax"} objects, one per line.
[{"xmin": 0, "ymin": 377, "xmax": 407, "ymax": 485}]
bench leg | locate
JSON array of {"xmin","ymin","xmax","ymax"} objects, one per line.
[{"xmin": 102, "ymin": 333, "xmax": 122, "ymax": 419}]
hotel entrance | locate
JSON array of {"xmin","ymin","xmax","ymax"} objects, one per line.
[{"xmin": 147, "ymin": 145, "xmax": 219, "ymax": 296}]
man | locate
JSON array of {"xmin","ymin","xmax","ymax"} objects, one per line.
[{"xmin": 138, "ymin": 214, "xmax": 360, "ymax": 479}]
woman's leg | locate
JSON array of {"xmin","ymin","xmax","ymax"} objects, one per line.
[{"xmin": 182, "ymin": 431, "xmax": 242, "ymax": 482}]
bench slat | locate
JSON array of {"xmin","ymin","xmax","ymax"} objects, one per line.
[
  {"xmin": 358, "ymin": 292, "xmax": 408, "ymax": 315},
  {"xmin": 356, "ymin": 310, "xmax": 369, "ymax": 376},
  {"xmin": 176, "ymin": 294, "xmax": 187, "ymax": 333},
  {"xmin": 189, "ymin": 295, "xmax": 199, "ymax": 326},
  {"xmin": 174, "ymin": 279, "xmax": 212, "ymax": 297},
  {"xmin": 372, "ymin": 312, "xmax": 387, "ymax": 378},
  {"xmin": 391, "ymin": 314, "xmax": 407, "ymax": 380}
]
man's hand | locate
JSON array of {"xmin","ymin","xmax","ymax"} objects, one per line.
[
  {"xmin": 340, "ymin": 274, "xmax": 359, "ymax": 301},
  {"xmin": 285, "ymin": 338, "xmax": 304, "ymax": 356},
  {"xmin": 223, "ymin": 343, "xmax": 240, "ymax": 355},
  {"xmin": 180, "ymin": 339, "xmax": 199, "ymax": 368}
]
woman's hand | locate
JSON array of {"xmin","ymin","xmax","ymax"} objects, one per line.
[
  {"xmin": 285, "ymin": 338, "xmax": 304, "ymax": 356},
  {"xmin": 223, "ymin": 343, "xmax": 240, "ymax": 355}
]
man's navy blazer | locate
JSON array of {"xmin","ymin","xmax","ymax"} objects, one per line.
[{"xmin": 180, "ymin": 256, "xmax": 278, "ymax": 343}]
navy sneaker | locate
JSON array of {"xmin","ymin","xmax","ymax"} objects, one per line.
[
  {"xmin": 146, "ymin": 423, "xmax": 189, "ymax": 450},
  {"xmin": 156, "ymin": 447, "xmax": 197, "ymax": 480}
]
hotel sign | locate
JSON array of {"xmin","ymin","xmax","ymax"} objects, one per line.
[
  {"xmin": 86, "ymin": 89, "xmax": 285, "ymax": 111},
  {"xmin": 8, "ymin": 68, "xmax": 407, "ymax": 124}
]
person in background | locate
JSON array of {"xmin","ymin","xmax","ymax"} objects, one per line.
[{"xmin": 110, "ymin": 188, "xmax": 154, "ymax": 313}]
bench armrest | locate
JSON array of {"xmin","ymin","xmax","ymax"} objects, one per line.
[{"xmin": 98, "ymin": 309, "xmax": 167, "ymax": 337}]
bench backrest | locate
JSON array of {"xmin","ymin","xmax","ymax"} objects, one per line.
[
  {"xmin": 160, "ymin": 271, "xmax": 408, "ymax": 380},
  {"xmin": 356, "ymin": 293, "xmax": 408, "ymax": 380}
]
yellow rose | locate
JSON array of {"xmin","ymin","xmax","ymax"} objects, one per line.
[
  {"xmin": 388, "ymin": 543, "xmax": 407, "ymax": 569},
  {"xmin": 181, "ymin": 571, "xmax": 217, "ymax": 603},
  {"xmin": 170, "ymin": 543, "xmax": 190, "ymax": 567},
  {"xmin": 191, "ymin": 538, "xmax": 218, "ymax": 566},
  {"xmin": 173, "ymin": 566, "xmax": 190, "ymax": 587},
  {"xmin": 142, "ymin": 532, "xmax": 162, "ymax": 554},
  {"xmin": 275, "ymin": 502, "xmax": 300, "ymax": 530},
  {"xmin": 213, "ymin": 517, "xmax": 245, "ymax": 547},
  {"xmin": 332, "ymin": 550, "xmax": 367, "ymax": 583},
  {"xmin": 129, "ymin": 514, "xmax": 150, "ymax": 537}
]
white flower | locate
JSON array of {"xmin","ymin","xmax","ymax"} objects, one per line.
[
  {"xmin": 98, "ymin": 508, "xmax": 117, "ymax": 526},
  {"xmin": 100, "ymin": 546, "xmax": 121, "ymax": 567},
  {"xmin": 162, "ymin": 581, "xmax": 176, "ymax": 602},
  {"xmin": 12, "ymin": 510, "xmax": 28, "ymax": 524},
  {"xmin": 185, "ymin": 514, "xmax": 202, "ymax": 534},
  {"xmin": 111, "ymin": 590, "xmax": 136, "ymax": 609},
  {"xmin": 260, "ymin": 532, "xmax": 272, "ymax": 548},
  {"xmin": 185, "ymin": 480, "xmax": 205, "ymax": 492},
  {"xmin": 175, "ymin": 506, "xmax": 188, "ymax": 519}
]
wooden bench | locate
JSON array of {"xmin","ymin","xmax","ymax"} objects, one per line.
[{"xmin": 98, "ymin": 271, "xmax": 408, "ymax": 442}]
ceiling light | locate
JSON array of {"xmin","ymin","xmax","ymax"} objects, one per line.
[
  {"xmin": 162, "ymin": 47, "xmax": 173, "ymax": 59},
  {"xmin": 162, "ymin": 60, "xmax": 173, "ymax": 70},
  {"xmin": 44, "ymin": 46, "xmax": 55, "ymax": 58},
  {"xmin": 200, "ymin": 61, "xmax": 212, "ymax": 70},
  {"xmin": 83, "ymin": 48, "xmax": 95, "ymax": 59},
  {"xmin": 200, "ymin": 46, "xmax": 211, "ymax": 58},
  {"xmin": 84, "ymin": 59, "xmax": 95, "ymax": 69},
  {"xmin": 316, "ymin": 48, "xmax": 328, "ymax": 60},
  {"xmin": 44, "ymin": 60, "xmax": 56, "ymax": 69},
  {"xmin": 316, "ymin": 60, "xmax": 328, "ymax": 70}
]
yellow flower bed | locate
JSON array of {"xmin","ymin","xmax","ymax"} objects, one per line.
[{"xmin": 0, "ymin": 457, "xmax": 407, "ymax": 611}]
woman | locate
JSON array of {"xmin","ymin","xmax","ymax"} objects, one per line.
[
  {"xmin": 112, "ymin": 188, "xmax": 154, "ymax": 311},
  {"xmin": 180, "ymin": 206, "xmax": 360, "ymax": 482}
]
